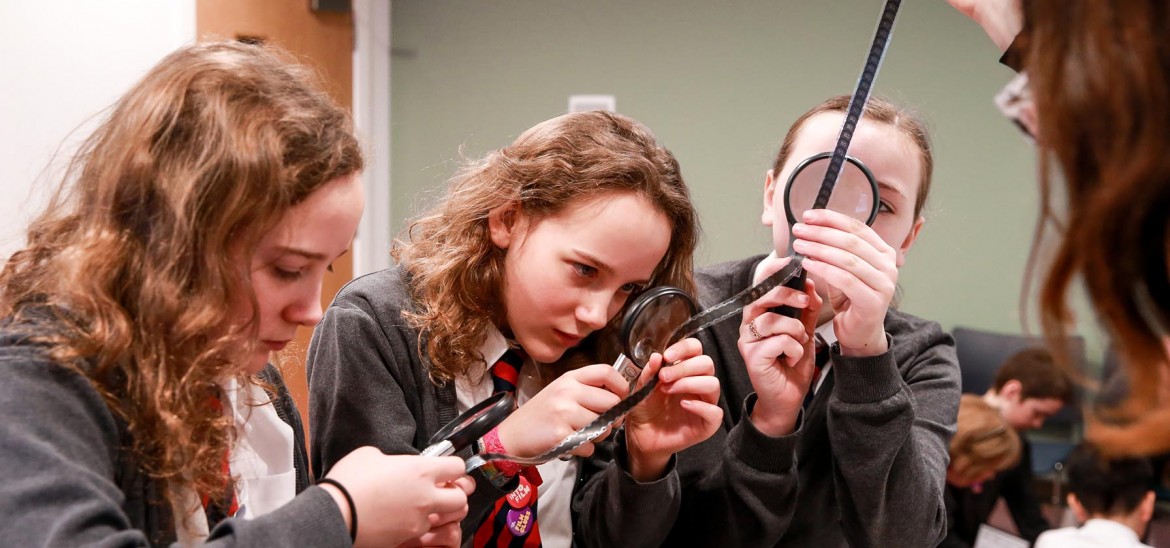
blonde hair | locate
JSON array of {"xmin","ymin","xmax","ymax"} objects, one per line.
[
  {"xmin": 393, "ymin": 111, "xmax": 698, "ymax": 382},
  {"xmin": 0, "ymin": 42, "xmax": 361, "ymax": 508},
  {"xmin": 949, "ymin": 395, "xmax": 1022, "ymax": 482}
]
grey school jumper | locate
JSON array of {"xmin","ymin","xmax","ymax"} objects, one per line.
[
  {"xmin": 0, "ymin": 321, "xmax": 348, "ymax": 547},
  {"xmin": 306, "ymin": 267, "xmax": 680, "ymax": 548},
  {"xmin": 663, "ymin": 255, "xmax": 961, "ymax": 548}
]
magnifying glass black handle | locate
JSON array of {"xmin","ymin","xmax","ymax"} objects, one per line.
[{"xmin": 769, "ymin": 269, "xmax": 807, "ymax": 320}]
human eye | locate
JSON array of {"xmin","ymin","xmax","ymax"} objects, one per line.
[
  {"xmin": 273, "ymin": 266, "xmax": 304, "ymax": 282},
  {"xmin": 572, "ymin": 262, "xmax": 598, "ymax": 279},
  {"xmin": 878, "ymin": 200, "xmax": 895, "ymax": 214},
  {"xmin": 619, "ymin": 282, "xmax": 645, "ymax": 294}
]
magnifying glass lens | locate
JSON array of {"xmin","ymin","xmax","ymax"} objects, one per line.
[
  {"xmin": 623, "ymin": 290, "xmax": 697, "ymax": 369},
  {"xmin": 787, "ymin": 156, "xmax": 876, "ymax": 224}
]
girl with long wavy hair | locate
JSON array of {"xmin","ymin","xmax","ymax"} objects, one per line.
[
  {"xmin": 307, "ymin": 110, "xmax": 723, "ymax": 546},
  {"xmin": 0, "ymin": 42, "xmax": 470, "ymax": 547},
  {"xmin": 952, "ymin": 0, "xmax": 1170, "ymax": 456}
]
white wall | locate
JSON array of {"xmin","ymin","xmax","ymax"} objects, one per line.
[{"xmin": 0, "ymin": 0, "xmax": 196, "ymax": 259}]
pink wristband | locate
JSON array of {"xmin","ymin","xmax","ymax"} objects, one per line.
[{"xmin": 482, "ymin": 427, "xmax": 524, "ymax": 477}]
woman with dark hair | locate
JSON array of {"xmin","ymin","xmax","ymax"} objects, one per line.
[{"xmin": 951, "ymin": 0, "xmax": 1170, "ymax": 456}]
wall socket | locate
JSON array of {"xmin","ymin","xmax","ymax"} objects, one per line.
[{"xmin": 568, "ymin": 94, "xmax": 616, "ymax": 113}]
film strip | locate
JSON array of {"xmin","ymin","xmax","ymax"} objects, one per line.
[{"xmin": 467, "ymin": 0, "xmax": 903, "ymax": 473}]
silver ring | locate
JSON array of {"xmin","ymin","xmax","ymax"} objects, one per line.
[{"xmin": 748, "ymin": 319, "xmax": 763, "ymax": 340}]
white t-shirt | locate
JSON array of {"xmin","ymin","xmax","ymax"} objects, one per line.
[
  {"xmin": 1035, "ymin": 519, "xmax": 1151, "ymax": 548},
  {"xmin": 455, "ymin": 327, "xmax": 578, "ymax": 548}
]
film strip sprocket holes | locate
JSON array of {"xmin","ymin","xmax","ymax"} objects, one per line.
[{"xmin": 466, "ymin": 0, "xmax": 904, "ymax": 473}]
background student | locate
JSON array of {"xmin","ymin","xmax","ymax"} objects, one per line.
[
  {"xmin": 942, "ymin": 347, "xmax": 1076, "ymax": 545},
  {"xmin": 1036, "ymin": 442, "xmax": 1156, "ymax": 548},
  {"xmin": 942, "ymin": 395, "xmax": 1024, "ymax": 547}
]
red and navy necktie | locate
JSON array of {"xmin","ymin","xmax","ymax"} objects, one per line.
[
  {"xmin": 802, "ymin": 334, "xmax": 831, "ymax": 410},
  {"xmin": 474, "ymin": 348, "xmax": 543, "ymax": 547},
  {"xmin": 202, "ymin": 394, "xmax": 239, "ymax": 527}
]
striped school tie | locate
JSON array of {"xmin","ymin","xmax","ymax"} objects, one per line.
[{"xmin": 474, "ymin": 347, "xmax": 543, "ymax": 547}]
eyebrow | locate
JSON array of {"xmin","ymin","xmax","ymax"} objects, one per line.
[
  {"xmin": 276, "ymin": 246, "xmax": 329, "ymax": 262},
  {"xmin": 574, "ymin": 249, "xmax": 653, "ymax": 285},
  {"xmin": 876, "ymin": 181, "xmax": 908, "ymax": 201}
]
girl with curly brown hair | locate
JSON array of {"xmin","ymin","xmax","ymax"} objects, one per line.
[
  {"xmin": 307, "ymin": 110, "xmax": 723, "ymax": 547},
  {"xmin": 0, "ymin": 42, "xmax": 470, "ymax": 547}
]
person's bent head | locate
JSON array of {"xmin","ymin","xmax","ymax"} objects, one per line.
[
  {"xmin": 1025, "ymin": 0, "xmax": 1170, "ymax": 454},
  {"xmin": 394, "ymin": 110, "xmax": 698, "ymax": 381},
  {"xmin": 0, "ymin": 41, "xmax": 363, "ymax": 507},
  {"xmin": 988, "ymin": 347, "xmax": 1073, "ymax": 431},
  {"xmin": 948, "ymin": 394, "xmax": 1021, "ymax": 492},
  {"xmin": 1064, "ymin": 442, "xmax": 1155, "ymax": 536}
]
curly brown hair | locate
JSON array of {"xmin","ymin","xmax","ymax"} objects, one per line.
[
  {"xmin": 0, "ymin": 42, "xmax": 362, "ymax": 508},
  {"xmin": 393, "ymin": 111, "xmax": 698, "ymax": 383}
]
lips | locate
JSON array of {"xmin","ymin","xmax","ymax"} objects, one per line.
[
  {"xmin": 553, "ymin": 329, "xmax": 583, "ymax": 347},
  {"xmin": 263, "ymin": 340, "xmax": 290, "ymax": 352}
]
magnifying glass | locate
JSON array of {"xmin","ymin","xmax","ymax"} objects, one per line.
[
  {"xmin": 773, "ymin": 151, "xmax": 879, "ymax": 319},
  {"xmin": 420, "ymin": 391, "xmax": 516, "ymax": 457},
  {"xmin": 613, "ymin": 286, "xmax": 699, "ymax": 392}
]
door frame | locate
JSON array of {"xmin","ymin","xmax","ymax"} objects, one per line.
[{"xmin": 353, "ymin": 0, "xmax": 392, "ymax": 277}]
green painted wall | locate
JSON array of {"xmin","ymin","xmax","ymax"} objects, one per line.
[{"xmin": 390, "ymin": 1, "xmax": 1107, "ymax": 368}]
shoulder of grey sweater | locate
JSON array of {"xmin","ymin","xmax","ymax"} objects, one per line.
[
  {"xmin": 0, "ymin": 338, "xmax": 122, "ymax": 469},
  {"xmin": 695, "ymin": 254, "xmax": 768, "ymax": 306},
  {"xmin": 883, "ymin": 308, "xmax": 960, "ymax": 384},
  {"xmin": 332, "ymin": 266, "xmax": 413, "ymax": 314}
]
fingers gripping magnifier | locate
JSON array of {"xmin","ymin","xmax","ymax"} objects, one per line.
[
  {"xmin": 772, "ymin": 152, "xmax": 880, "ymax": 320},
  {"xmin": 612, "ymin": 286, "xmax": 700, "ymax": 392}
]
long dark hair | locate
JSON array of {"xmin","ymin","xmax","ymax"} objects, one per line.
[{"xmin": 1026, "ymin": 0, "xmax": 1170, "ymax": 454}]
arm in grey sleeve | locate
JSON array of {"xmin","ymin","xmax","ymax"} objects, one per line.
[
  {"xmin": 663, "ymin": 395, "xmax": 803, "ymax": 547},
  {"xmin": 572, "ymin": 432, "xmax": 680, "ymax": 548},
  {"xmin": 306, "ymin": 296, "xmax": 423, "ymax": 473},
  {"xmin": 0, "ymin": 353, "xmax": 349, "ymax": 547},
  {"xmin": 305, "ymin": 290, "xmax": 512, "ymax": 536},
  {"xmin": 826, "ymin": 330, "xmax": 961, "ymax": 548}
]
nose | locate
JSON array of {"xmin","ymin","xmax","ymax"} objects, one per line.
[
  {"xmin": 287, "ymin": 285, "xmax": 325, "ymax": 327},
  {"xmin": 576, "ymin": 291, "xmax": 609, "ymax": 332}
]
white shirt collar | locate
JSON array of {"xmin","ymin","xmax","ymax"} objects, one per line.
[
  {"xmin": 1081, "ymin": 518, "xmax": 1143, "ymax": 544},
  {"xmin": 481, "ymin": 326, "xmax": 510, "ymax": 369}
]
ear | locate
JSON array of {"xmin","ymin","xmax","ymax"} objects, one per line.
[
  {"xmin": 895, "ymin": 215, "xmax": 926, "ymax": 268},
  {"xmin": 1000, "ymin": 379, "xmax": 1024, "ymax": 402},
  {"xmin": 488, "ymin": 202, "xmax": 523, "ymax": 249},
  {"xmin": 1067, "ymin": 494, "xmax": 1089, "ymax": 523},
  {"xmin": 762, "ymin": 169, "xmax": 779, "ymax": 227},
  {"xmin": 1139, "ymin": 490, "xmax": 1156, "ymax": 523}
]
